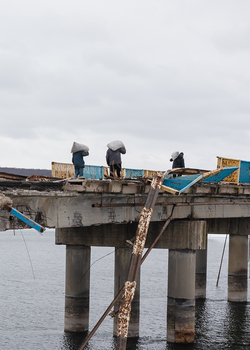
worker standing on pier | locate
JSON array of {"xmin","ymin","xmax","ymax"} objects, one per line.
[
  {"xmin": 71, "ymin": 142, "xmax": 89, "ymax": 178},
  {"xmin": 170, "ymin": 151, "xmax": 185, "ymax": 169},
  {"xmin": 106, "ymin": 140, "xmax": 126, "ymax": 178}
]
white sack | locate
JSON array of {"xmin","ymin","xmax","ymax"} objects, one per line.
[
  {"xmin": 171, "ymin": 151, "xmax": 179, "ymax": 161},
  {"xmin": 71, "ymin": 141, "xmax": 89, "ymax": 153},
  {"xmin": 107, "ymin": 140, "xmax": 125, "ymax": 151}
]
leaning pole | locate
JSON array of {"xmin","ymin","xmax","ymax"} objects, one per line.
[{"xmin": 116, "ymin": 172, "xmax": 167, "ymax": 350}]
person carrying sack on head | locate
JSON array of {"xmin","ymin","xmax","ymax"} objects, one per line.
[
  {"xmin": 106, "ymin": 140, "xmax": 126, "ymax": 178},
  {"xmin": 71, "ymin": 142, "xmax": 89, "ymax": 179},
  {"xmin": 170, "ymin": 151, "xmax": 185, "ymax": 169}
]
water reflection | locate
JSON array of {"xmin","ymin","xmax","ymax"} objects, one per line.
[
  {"xmin": 223, "ymin": 302, "xmax": 249, "ymax": 349},
  {"xmin": 194, "ymin": 299, "xmax": 209, "ymax": 345},
  {"xmin": 62, "ymin": 332, "xmax": 88, "ymax": 350},
  {"xmin": 126, "ymin": 336, "xmax": 140, "ymax": 349},
  {"xmin": 61, "ymin": 333, "xmax": 140, "ymax": 350}
]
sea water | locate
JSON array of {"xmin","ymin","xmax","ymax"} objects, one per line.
[{"xmin": 0, "ymin": 229, "xmax": 250, "ymax": 350}]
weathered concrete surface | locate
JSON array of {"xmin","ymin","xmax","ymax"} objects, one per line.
[
  {"xmin": 167, "ymin": 248, "xmax": 196, "ymax": 343},
  {"xmin": 55, "ymin": 220, "xmax": 206, "ymax": 249},
  {"xmin": 65, "ymin": 245, "xmax": 91, "ymax": 332},
  {"xmin": 1, "ymin": 179, "xmax": 250, "ymax": 232},
  {"xmin": 195, "ymin": 248, "xmax": 207, "ymax": 299}
]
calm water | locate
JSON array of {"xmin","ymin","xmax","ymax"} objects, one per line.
[{"xmin": 0, "ymin": 229, "xmax": 250, "ymax": 350}]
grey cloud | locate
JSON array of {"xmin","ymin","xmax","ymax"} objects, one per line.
[{"xmin": 1, "ymin": 0, "xmax": 250, "ymax": 170}]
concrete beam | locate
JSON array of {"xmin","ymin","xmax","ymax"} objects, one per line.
[
  {"xmin": 207, "ymin": 218, "xmax": 250, "ymax": 235},
  {"xmin": 55, "ymin": 220, "xmax": 206, "ymax": 250}
]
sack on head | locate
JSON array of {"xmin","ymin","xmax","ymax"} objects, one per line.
[
  {"xmin": 71, "ymin": 141, "xmax": 89, "ymax": 153},
  {"xmin": 107, "ymin": 140, "xmax": 125, "ymax": 151},
  {"xmin": 170, "ymin": 151, "xmax": 179, "ymax": 161}
]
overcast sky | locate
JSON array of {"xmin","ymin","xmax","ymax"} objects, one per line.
[{"xmin": 1, "ymin": 1, "xmax": 250, "ymax": 172}]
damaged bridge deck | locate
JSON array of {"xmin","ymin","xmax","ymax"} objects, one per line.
[{"xmin": 1, "ymin": 176, "xmax": 250, "ymax": 245}]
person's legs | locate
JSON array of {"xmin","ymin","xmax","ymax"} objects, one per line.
[
  {"xmin": 110, "ymin": 164, "xmax": 115, "ymax": 178},
  {"xmin": 74, "ymin": 168, "xmax": 79, "ymax": 178},
  {"xmin": 79, "ymin": 168, "xmax": 84, "ymax": 178},
  {"xmin": 115, "ymin": 164, "xmax": 121, "ymax": 178}
]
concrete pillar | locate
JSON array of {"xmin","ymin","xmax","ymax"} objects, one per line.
[
  {"xmin": 195, "ymin": 248, "xmax": 207, "ymax": 299},
  {"xmin": 64, "ymin": 245, "xmax": 91, "ymax": 332},
  {"xmin": 113, "ymin": 247, "xmax": 140, "ymax": 338},
  {"xmin": 167, "ymin": 249, "xmax": 196, "ymax": 343},
  {"xmin": 228, "ymin": 235, "xmax": 248, "ymax": 302}
]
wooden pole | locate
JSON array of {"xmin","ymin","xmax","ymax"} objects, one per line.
[{"xmin": 216, "ymin": 234, "xmax": 228, "ymax": 287}]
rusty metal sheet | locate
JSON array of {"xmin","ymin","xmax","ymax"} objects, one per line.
[
  {"xmin": 143, "ymin": 169, "xmax": 158, "ymax": 178},
  {"xmin": 51, "ymin": 162, "xmax": 74, "ymax": 179},
  {"xmin": 0, "ymin": 172, "xmax": 27, "ymax": 180},
  {"xmin": 26, "ymin": 175, "xmax": 56, "ymax": 182},
  {"xmin": 217, "ymin": 156, "xmax": 240, "ymax": 183},
  {"xmin": 125, "ymin": 168, "xmax": 144, "ymax": 178}
]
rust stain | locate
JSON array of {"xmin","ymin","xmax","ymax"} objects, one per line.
[
  {"xmin": 26, "ymin": 175, "xmax": 54, "ymax": 182},
  {"xmin": 175, "ymin": 331, "xmax": 195, "ymax": 343},
  {"xmin": 132, "ymin": 207, "xmax": 153, "ymax": 256},
  {"xmin": 117, "ymin": 281, "xmax": 137, "ymax": 338}
]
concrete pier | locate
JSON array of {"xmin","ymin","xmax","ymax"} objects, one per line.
[
  {"xmin": 228, "ymin": 235, "xmax": 248, "ymax": 302},
  {"xmin": 113, "ymin": 247, "xmax": 140, "ymax": 337},
  {"xmin": 195, "ymin": 248, "xmax": 207, "ymax": 299},
  {"xmin": 64, "ymin": 245, "xmax": 91, "ymax": 332},
  {"xmin": 167, "ymin": 249, "xmax": 196, "ymax": 343}
]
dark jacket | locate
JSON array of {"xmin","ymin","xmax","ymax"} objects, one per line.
[
  {"xmin": 171, "ymin": 152, "xmax": 185, "ymax": 169},
  {"xmin": 72, "ymin": 151, "xmax": 89, "ymax": 169},
  {"xmin": 106, "ymin": 147, "xmax": 126, "ymax": 166}
]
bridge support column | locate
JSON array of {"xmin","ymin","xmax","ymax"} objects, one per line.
[
  {"xmin": 167, "ymin": 249, "xmax": 196, "ymax": 343},
  {"xmin": 228, "ymin": 235, "xmax": 248, "ymax": 302},
  {"xmin": 64, "ymin": 245, "xmax": 91, "ymax": 332},
  {"xmin": 113, "ymin": 247, "xmax": 140, "ymax": 337},
  {"xmin": 195, "ymin": 248, "xmax": 207, "ymax": 299}
]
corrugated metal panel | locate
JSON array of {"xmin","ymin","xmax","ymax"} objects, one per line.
[
  {"xmin": 202, "ymin": 167, "xmax": 238, "ymax": 183},
  {"xmin": 239, "ymin": 161, "xmax": 250, "ymax": 183},
  {"xmin": 103, "ymin": 166, "xmax": 109, "ymax": 178},
  {"xmin": 125, "ymin": 168, "xmax": 144, "ymax": 178},
  {"xmin": 52, "ymin": 162, "xmax": 104, "ymax": 179},
  {"xmin": 217, "ymin": 157, "xmax": 240, "ymax": 183},
  {"xmin": 143, "ymin": 170, "xmax": 158, "ymax": 178},
  {"xmin": 83, "ymin": 165, "xmax": 104, "ymax": 179},
  {"xmin": 51, "ymin": 162, "xmax": 74, "ymax": 179},
  {"xmin": 162, "ymin": 174, "xmax": 201, "ymax": 191},
  {"xmin": 162, "ymin": 167, "xmax": 239, "ymax": 194}
]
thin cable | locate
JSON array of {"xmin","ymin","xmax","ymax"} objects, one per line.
[
  {"xmin": 80, "ymin": 249, "xmax": 115, "ymax": 281},
  {"xmin": 20, "ymin": 229, "xmax": 35, "ymax": 279}
]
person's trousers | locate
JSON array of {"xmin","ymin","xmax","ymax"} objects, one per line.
[
  {"xmin": 74, "ymin": 167, "xmax": 84, "ymax": 178},
  {"xmin": 110, "ymin": 163, "xmax": 121, "ymax": 178}
]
